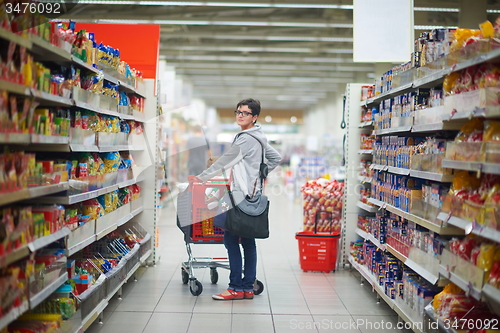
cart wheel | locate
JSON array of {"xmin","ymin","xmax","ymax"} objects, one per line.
[
  {"xmin": 181, "ymin": 269, "xmax": 189, "ymax": 284},
  {"xmin": 254, "ymin": 279, "xmax": 264, "ymax": 295},
  {"xmin": 190, "ymin": 280, "xmax": 203, "ymax": 296},
  {"xmin": 210, "ymin": 268, "xmax": 218, "ymax": 284}
]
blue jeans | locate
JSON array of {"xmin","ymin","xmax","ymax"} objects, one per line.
[{"xmin": 223, "ymin": 229, "xmax": 257, "ymax": 292}]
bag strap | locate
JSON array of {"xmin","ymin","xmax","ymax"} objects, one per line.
[
  {"xmin": 234, "ymin": 132, "xmax": 265, "ymax": 189},
  {"xmin": 222, "ymin": 168, "xmax": 236, "ymax": 207}
]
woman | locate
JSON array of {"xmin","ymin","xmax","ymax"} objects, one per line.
[{"xmin": 191, "ymin": 98, "xmax": 281, "ymax": 300}]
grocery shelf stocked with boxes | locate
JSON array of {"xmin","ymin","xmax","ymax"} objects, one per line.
[
  {"xmin": 0, "ymin": 9, "xmax": 158, "ymax": 333},
  {"xmin": 345, "ymin": 18, "xmax": 500, "ymax": 333}
]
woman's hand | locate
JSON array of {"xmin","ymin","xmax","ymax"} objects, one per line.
[{"xmin": 188, "ymin": 175, "xmax": 203, "ymax": 183}]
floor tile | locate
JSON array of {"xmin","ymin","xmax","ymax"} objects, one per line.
[
  {"xmin": 89, "ymin": 193, "xmax": 419, "ymax": 333},
  {"xmin": 231, "ymin": 314, "xmax": 274, "ymax": 332}
]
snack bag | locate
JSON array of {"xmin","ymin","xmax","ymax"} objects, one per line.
[
  {"xmin": 478, "ymin": 244, "xmax": 496, "ymax": 283},
  {"xmin": 82, "ymin": 199, "xmax": 102, "ymax": 220},
  {"xmin": 102, "ymin": 152, "xmax": 120, "ymax": 173},
  {"xmin": 455, "ymin": 118, "xmax": 484, "ymax": 142}
]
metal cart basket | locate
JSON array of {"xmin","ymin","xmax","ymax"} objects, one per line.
[{"xmin": 176, "ymin": 179, "xmax": 264, "ymax": 296}]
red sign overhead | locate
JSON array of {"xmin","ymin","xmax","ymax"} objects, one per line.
[{"xmin": 75, "ymin": 23, "xmax": 160, "ymax": 80}]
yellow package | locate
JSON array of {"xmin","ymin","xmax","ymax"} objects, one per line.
[
  {"xmin": 455, "ymin": 118, "xmax": 484, "ymax": 142},
  {"xmin": 484, "ymin": 121, "xmax": 500, "ymax": 141},
  {"xmin": 443, "ymin": 72, "xmax": 461, "ymax": 95},
  {"xmin": 477, "ymin": 243, "xmax": 496, "ymax": 283},
  {"xmin": 480, "ymin": 20, "xmax": 495, "ymax": 39}
]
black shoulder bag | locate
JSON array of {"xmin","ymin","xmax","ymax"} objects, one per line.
[{"xmin": 224, "ymin": 133, "xmax": 270, "ymax": 239}]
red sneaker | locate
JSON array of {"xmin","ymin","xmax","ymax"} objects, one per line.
[
  {"xmin": 243, "ymin": 291, "xmax": 254, "ymax": 299},
  {"xmin": 212, "ymin": 289, "xmax": 244, "ymax": 300}
]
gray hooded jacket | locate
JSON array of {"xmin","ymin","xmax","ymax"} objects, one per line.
[{"xmin": 197, "ymin": 125, "xmax": 281, "ymax": 197}]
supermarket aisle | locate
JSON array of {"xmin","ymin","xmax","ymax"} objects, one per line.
[{"xmin": 85, "ymin": 187, "xmax": 410, "ymax": 333}]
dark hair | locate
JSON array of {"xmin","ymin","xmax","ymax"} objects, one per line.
[{"xmin": 236, "ymin": 98, "xmax": 261, "ymax": 117}]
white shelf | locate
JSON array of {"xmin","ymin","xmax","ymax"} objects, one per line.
[
  {"xmin": 442, "ymin": 159, "xmax": 500, "ymax": 175},
  {"xmin": 29, "ymin": 182, "xmax": 70, "ymax": 198},
  {"xmin": 80, "ymin": 299, "xmax": 108, "ymax": 332},
  {"xmin": 368, "ymin": 198, "xmax": 461, "ymax": 235},
  {"xmin": 356, "ymin": 201, "xmax": 377, "ymax": 213},
  {"xmin": 482, "ymin": 283, "xmax": 500, "ymax": 317},
  {"xmin": 355, "ymin": 228, "xmax": 386, "ymax": 251},
  {"xmin": 373, "ymin": 125, "xmax": 413, "ymax": 136},
  {"xmin": 370, "ymin": 164, "xmax": 386, "ymax": 171},
  {"xmin": 371, "ymin": 165, "xmax": 454, "ymax": 182},
  {"xmin": 30, "ymin": 34, "xmax": 72, "ymax": 62},
  {"xmin": 31, "ymin": 134, "xmax": 69, "ymax": 144},
  {"xmin": 35, "ymin": 181, "xmax": 130, "ymax": 205},
  {"xmin": 67, "ymin": 234, "xmax": 96, "ymax": 257},
  {"xmin": 117, "ymin": 206, "xmax": 144, "ymax": 227},
  {"xmin": 30, "ymin": 272, "xmax": 68, "ymax": 309},
  {"xmin": 0, "ymin": 79, "xmax": 31, "ymax": 96},
  {"xmin": 358, "ymin": 121, "xmax": 373, "ymax": 128},
  {"xmin": 348, "ymin": 256, "xmax": 423, "ymax": 333},
  {"xmin": 437, "ymin": 212, "xmax": 500, "ymax": 243},
  {"xmin": 357, "ymin": 175, "xmax": 372, "ymax": 183},
  {"xmin": 31, "ymin": 89, "xmax": 73, "ymax": 107},
  {"xmin": 408, "ymin": 170, "xmax": 454, "ymax": 182},
  {"xmin": 29, "ymin": 227, "xmax": 71, "ymax": 252},
  {"xmin": 391, "ymin": 247, "xmax": 441, "ymax": 285},
  {"xmin": 0, "ymin": 132, "xmax": 31, "ymax": 144},
  {"xmin": 72, "ymin": 56, "xmax": 99, "ymax": 74},
  {"xmin": 386, "ymin": 244, "xmax": 408, "ymax": 263},
  {"xmin": 387, "ymin": 166, "xmax": 410, "ymax": 176},
  {"xmin": 412, "ymin": 121, "xmax": 464, "ymax": 133},
  {"xmin": 358, "ymin": 149, "xmax": 373, "ymax": 155},
  {"xmin": 0, "ymin": 28, "xmax": 32, "ymax": 48},
  {"xmin": 99, "ymin": 145, "xmax": 144, "ymax": 153},
  {"xmin": 0, "ymin": 300, "xmax": 29, "ymax": 331},
  {"xmin": 439, "ymin": 265, "xmax": 482, "ymax": 300},
  {"xmin": 70, "ymin": 144, "xmax": 99, "ymax": 152}
]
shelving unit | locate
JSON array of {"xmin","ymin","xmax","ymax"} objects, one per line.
[
  {"xmin": 345, "ymin": 58, "xmax": 500, "ymax": 327},
  {"xmin": 367, "ymin": 198, "xmax": 461, "ymax": 235},
  {"xmin": 356, "ymin": 201, "xmax": 377, "ymax": 213},
  {"xmin": 348, "ymin": 256, "xmax": 423, "ymax": 333},
  {"xmin": 0, "ymin": 27, "xmax": 158, "ymax": 332},
  {"xmin": 437, "ymin": 212, "xmax": 500, "ymax": 243}
]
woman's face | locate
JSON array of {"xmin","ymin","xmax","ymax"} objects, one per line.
[{"xmin": 236, "ymin": 105, "xmax": 258, "ymax": 130}]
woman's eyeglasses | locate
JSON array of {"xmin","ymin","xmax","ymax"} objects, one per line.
[{"xmin": 234, "ymin": 110, "xmax": 253, "ymax": 117}]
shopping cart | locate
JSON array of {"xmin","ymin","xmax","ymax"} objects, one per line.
[{"xmin": 176, "ymin": 179, "xmax": 264, "ymax": 296}]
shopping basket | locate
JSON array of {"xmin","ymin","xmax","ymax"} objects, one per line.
[
  {"xmin": 176, "ymin": 179, "xmax": 264, "ymax": 296},
  {"xmin": 295, "ymin": 210, "xmax": 341, "ymax": 273}
]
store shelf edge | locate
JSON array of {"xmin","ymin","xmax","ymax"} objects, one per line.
[
  {"xmin": 0, "ymin": 300, "xmax": 29, "ymax": 331},
  {"xmin": 29, "ymin": 227, "xmax": 71, "ymax": 252},
  {"xmin": 0, "ymin": 28, "xmax": 32, "ymax": 49},
  {"xmin": 438, "ymin": 265, "xmax": 482, "ymax": 300},
  {"xmin": 30, "ymin": 272, "xmax": 68, "ymax": 309}
]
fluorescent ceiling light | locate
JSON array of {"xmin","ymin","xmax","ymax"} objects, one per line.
[
  {"xmin": 48, "ymin": 0, "xmax": 353, "ymax": 9},
  {"xmin": 63, "ymin": 18, "xmax": 354, "ymax": 28},
  {"xmin": 487, "ymin": 9, "xmax": 500, "ymax": 13},
  {"xmin": 414, "ymin": 7, "xmax": 459, "ymax": 12},
  {"xmin": 415, "ymin": 25, "xmax": 458, "ymax": 30},
  {"xmin": 163, "ymin": 55, "xmax": 353, "ymax": 63},
  {"xmin": 167, "ymin": 46, "xmax": 313, "ymax": 53}
]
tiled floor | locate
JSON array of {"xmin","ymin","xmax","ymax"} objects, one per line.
[{"xmin": 85, "ymin": 188, "xmax": 412, "ymax": 333}]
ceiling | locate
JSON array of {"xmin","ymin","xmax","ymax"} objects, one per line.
[{"xmin": 63, "ymin": 0, "xmax": 500, "ymax": 110}]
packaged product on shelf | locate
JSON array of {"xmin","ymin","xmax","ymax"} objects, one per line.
[
  {"xmin": 129, "ymin": 183, "xmax": 141, "ymax": 201},
  {"xmin": 32, "ymin": 205, "xmax": 65, "ymax": 235},
  {"xmin": 301, "ymin": 178, "xmax": 344, "ymax": 232},
  {"xmin": 433, "ymin": 283, "xmax": 499, "ymax": 326}
]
